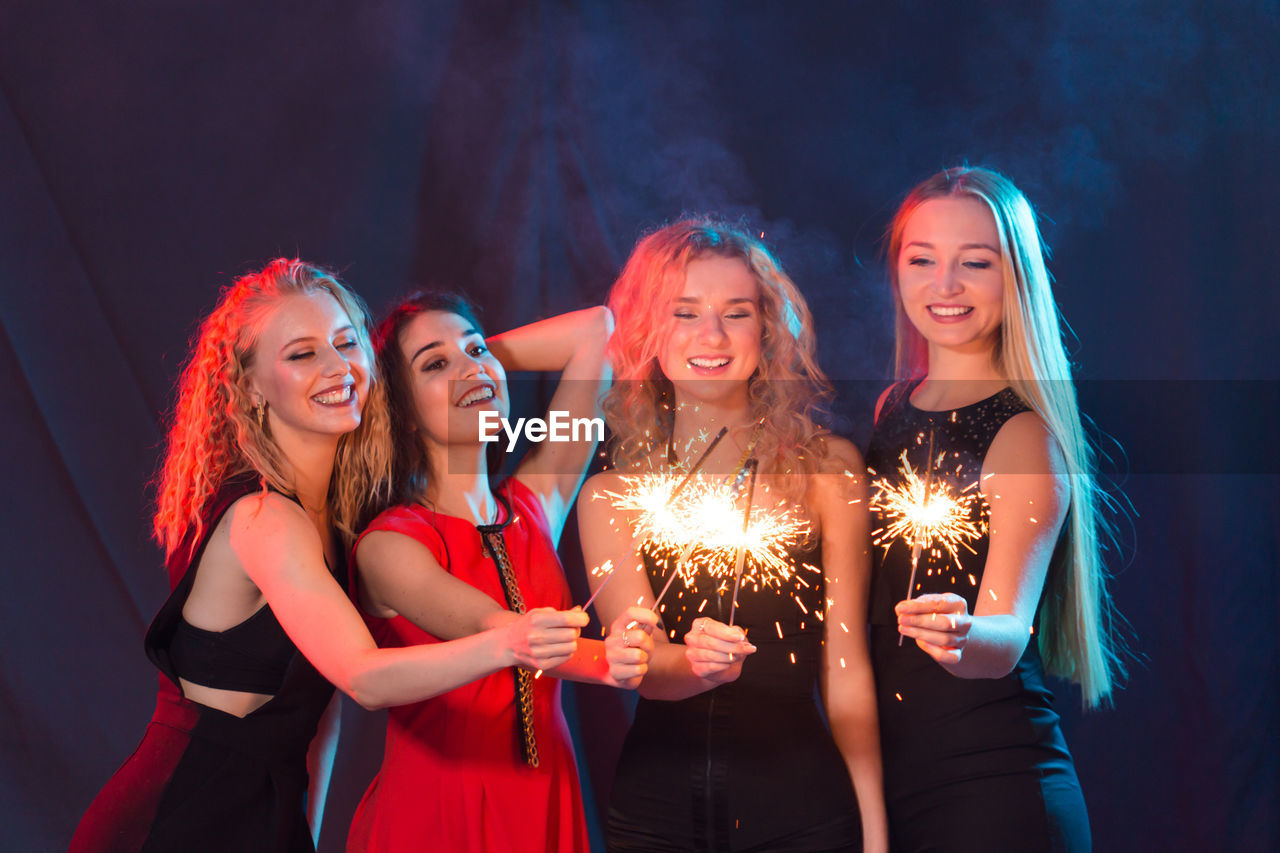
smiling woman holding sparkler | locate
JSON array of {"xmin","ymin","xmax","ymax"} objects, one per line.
[
  {"xmin": 345, "ymin": 292, "xmax": 657, "ymax": 853},
  {"xmin": 867, "ymin": 167, "xmax": 1124, "ymax": 852},
  {"xmin": 578, "ymin": 219, "xmax": 889, "ymax": 852}
]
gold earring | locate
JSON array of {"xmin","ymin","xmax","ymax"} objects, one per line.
[{"xmin": 254, "ymin": 398, "xmax": 266, "ymax": 429}]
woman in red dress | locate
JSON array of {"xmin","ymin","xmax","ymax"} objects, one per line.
[{"xmin": 347, "ymin": 292, "xmax": 657, "ymax": 853}]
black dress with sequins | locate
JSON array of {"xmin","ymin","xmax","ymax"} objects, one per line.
[
  {"xmin": 866, "ymin": 383, "xmax": 1090, "ymax": 853},
  {"xmin": 606, "ymin": 540, "xmax": 862, "ymax": 852}
]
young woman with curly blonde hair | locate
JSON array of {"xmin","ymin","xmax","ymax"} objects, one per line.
[{"xmin": 579, "ymin": 219, "xmax": 888, "ymax": 852}]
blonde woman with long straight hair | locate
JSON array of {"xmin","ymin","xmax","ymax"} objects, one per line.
[
  {"xmin": 868, "ymin": 167, "xmax": 1123, "ymax": 852},
  {"xmin": 71, "ymin": 260, "xmax": 589, "ymax": 853},
  {"xmin": 579, "ymin": 219, "xmax": 888, "ymax": 852}
]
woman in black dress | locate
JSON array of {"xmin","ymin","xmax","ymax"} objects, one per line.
[
  {"xmin": 578, "ymin": 219, "xmax": 888, "ymax": 852},
  {"xmin": 867, "ymin": 167, "xmax": 1123, "ymax": 852},
  {"xmin": 70, "ymin": 259, "xmax": 599, "ymax": 852}
]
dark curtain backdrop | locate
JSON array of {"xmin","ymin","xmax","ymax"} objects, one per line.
[{"xmin": 2, "ymin": 1, "xmax": 1276, "ymax": 850}]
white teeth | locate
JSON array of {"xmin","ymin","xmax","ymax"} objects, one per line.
[
  {"xmin": 458, "ymin": 386, "xmax": 495, "ymax": 406},
  {"xmin": 929, "ymin": 305, "xmax": 972, "ymax": 317},
  {"xmin": 688, "ymin": 356, "xmax": 730, "ymax": 368},
  {"xmin": 313, "ymin": 386, "xmax": 352, "ymax": 404}
]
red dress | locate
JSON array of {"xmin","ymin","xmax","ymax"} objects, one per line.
[{"xmin": 346, "ymin": 479, "xmax": 589, "ymax": 853}]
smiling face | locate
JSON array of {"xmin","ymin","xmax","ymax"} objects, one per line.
[
  {"xmin": 246, "ymin": 290, "xmax": 370, "ymax": 449},
  {"xmin": 896, "ymin": 196, "xmax": 1005, "ymax": 358},
  {"xmin": 397, "ymin": 309, "xmax": 507, "ymax": 448},
  {"xmin": 656, "ymin": 255, "xmax": 763, "ymax": 409}
]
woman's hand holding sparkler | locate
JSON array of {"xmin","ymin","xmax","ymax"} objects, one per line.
[
  {"xmin": 683, "ymin": 617, "xmax": 757, "ymax": 682},
  {"xmin": 604, "ymin": 606, "xmax": 660, "ymax": 689},
  {"xmin": 896, "ymin": 594, "xmax": 971, "ymax": 665},
  {"xmin": 502, "ymin": 607, "xmax": 589, "ymax": 671}
]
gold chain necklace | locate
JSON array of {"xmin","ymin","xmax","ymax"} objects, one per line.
[{"xmin": 476, "ymin": 491, "xmax": 540, "ymax": 768}]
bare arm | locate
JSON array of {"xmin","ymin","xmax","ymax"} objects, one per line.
[
  {"xmin": 355, "ymin": 523, "xmax": 652, "ymax": 688},
  {"xmin": 229, "ymin": 494, "xmax": 579, "ymax": 710},
  {"xmin": 487, "ymin": 306, "xmax": 613, "ymax": 543},
  {"xmin": 895, "ymin": 412, "xmax": 1069, "ymax": 678},
  {"xmin": 816, "ymin": 439, "xmax": 889, "ymax": 853},
  {"xmin": 577, "ymin": 471, "xmax": 756, "ymax": 701}
]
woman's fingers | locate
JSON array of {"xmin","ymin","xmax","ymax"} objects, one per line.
[
  {"xmin": 616, "ymin": 605, "xmax": 660, "ymax": 635},
  {"xmin": 917, "ymin": 641, "xmax": 962, "ymax": 664},
  {"xmin": 610, "ymin": 646, "xmax": 650, "ymax": 664},
  {"xmin": 530, "ymin": 606, "xmax": 590, "ymax": 629},
  {"xmin": 526, "ymin": 647, "xmax": 576, "ymax": 670},
  {"xmin": 690, "ymin": 616, "xmax": 747, "ymax": 642},
  {"xmin": 897, "ymin": 625, "xmax": 961, "ymax": 649},
  {"xmin": 684, "ymin": 641, "xmax": 756, "ymax": 665},
  {"xmin": 605, "ymin": 607, "xmax": 657, "ymax": 689},
  {"xmin": 895, "ymin": 593, "xmax": 967, "ymax": 616},
  {"xmin": 895, "ymin": 595, "xmax": 971, "ymax": 657},
  {"xmin": 911, "ymin": 634, "xmax": 963, "ymax": 664},
  {"xmin": 509, "ymin": 607, "xmax": 588, "ymax": 669},
  {"xmin": 897, "ymin": 611, "xmax": 970, "ymax": 635},
  {"xmin": 687, "ymin": 636, "xmax": 756, "ymax": 658},
  {"xmin": 685, "ymin": 617, "xmax": 756, "ymax": 656}
]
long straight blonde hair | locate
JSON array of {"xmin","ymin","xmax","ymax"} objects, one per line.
[{"xmin": 886, "ymin": 167, "xmax": 1123, "ymax": 709}]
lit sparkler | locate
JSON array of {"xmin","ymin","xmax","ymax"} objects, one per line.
[
  {"xmin": 598, "ymin": 462, "xmax": 807, "ymax": 615},
  {"xmin": 869, "ymin": 433, "xmax": 985, "ymax": 645},
  {"xmin": 903, "ymin": 430, "xmax": 937, "ymax": 633}
]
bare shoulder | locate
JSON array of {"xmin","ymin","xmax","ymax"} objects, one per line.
[
  {"xmin": 189, "ymin": 492, "xmax": 316, "ymax": 610},
  {"xmin": 986, "ymin": 411, "xmax": 1066, "ymax": 477},
  {"xmin": 224, "ymin": 490, "xmax": 311, "ymax": 534},
  {"xmin": 222, "ymin": 491, "xmax": 323, "ymax": 572},
  {"xmin": 578, "ymin": 468, "xmax": 640, "ymax": 532},
  {"xmin": 816, "ymin": 433, "xmax": 866, "ymax": 473},
  {"xmin": 578, "ymin": 468, "xmax": 632, "ymax": 513},
  {"xmin": 802, "ymin": 436, "xmax": 868, "ymax": 523},
  {"xmin": 577, "ymin": 467, "xmax": 649, "ymax": 551},
  {"xmin": 583, "ymin": 467, "xmax": 626, "ymax": 493}
]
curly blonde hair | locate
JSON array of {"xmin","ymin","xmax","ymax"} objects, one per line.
[
  {"xmin": 153, "ymin": 258, "xmax": 391, "ymax": 556},
  {"xmin": 603, "ymin": 218, "xmax": 833, "ymax": 490}
]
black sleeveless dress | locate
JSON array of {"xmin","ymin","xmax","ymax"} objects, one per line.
[
  {"xmin": 866, "ymin": 384, "xmax": 1090, "ymax": 853},
  {"xmin": 607, "ymin": 538, "xmax": 861, "ymax": 852},
  {"xmin": 70, "ymin": 476, "xmax": 339, "ymax": 853}
]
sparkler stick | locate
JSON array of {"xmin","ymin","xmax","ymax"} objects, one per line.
[
  {"xmin": 651, "ymin": 539, "xmax": 697, "ymax": 612},
  {"xmin": 671, "ymin": 426, "xmax": 728, "ymax": 497},
  {"xmin": 727, "ymin": 458, "xmax": 760, "ymax": 628},
  {"xmin": 581, "ymin": 562, "xmax": 617, "ymax": 611},
  {"xmin": 646, "ymin": 426, "xmax": 728, "ymax": 613},
  {"xmin": 900, "ymin": 428, "xmax": 935, "ymax": 646}
]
